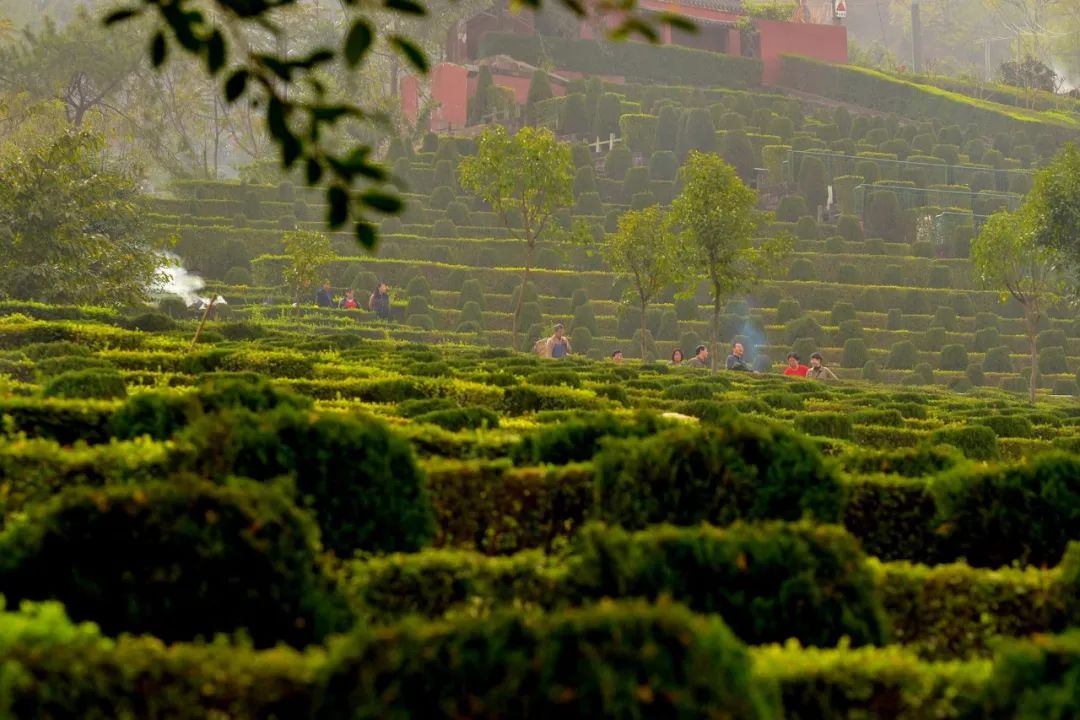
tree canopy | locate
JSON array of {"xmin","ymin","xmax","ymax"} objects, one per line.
[
  {"xmin": 671, "ymin": 151, "xmax": 790, "ymax": 371},
  {"xmin": 604, "ymin": 204, "xmax": 682, "ymax": 361},
  {"xmin": 0, "ymin": 106, "xmax": 162, "ymax": 306},
  {"xmin": 459, "ymin": 125, "xmax": 573, "ymax": 348}
]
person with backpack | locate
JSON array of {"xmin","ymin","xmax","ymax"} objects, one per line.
[{"xmin": 535, "ymin": 323, "xmax": 571, "ymax": 359}]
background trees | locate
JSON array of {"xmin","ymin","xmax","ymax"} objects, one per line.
[
  {"xmin": 604, "ymin": 205, "xmax": 681, "ymax": 361},
  {"xmin": 459, "ymin": 125, "xmax": 573, "ymax": 349},
  {"xmin": 0, "ymin": 107, "xmax": 161, "ymax": 306},
  {"xmin": 971, "ymin": 210, "xmax": 1060, "ymax": 403},
  {"xmin": 671, "ymin": 152, "xmax": 791, "ymax": 372}
]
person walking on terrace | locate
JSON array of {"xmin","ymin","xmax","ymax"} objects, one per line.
[
  {"xmin": 316, "ymin": 280, "xmax": 334, "ymax": 308},
  {"xmin": 807, "ymin": 352, "xmax": 838, "ymax": 381},
  {"xmin": 535, "ymin": 323, "xmax": 572, "ymax": 359},
  {"xmin": 671, "ymin": 349, "xmax": 684, "ymax": 367},
  {"xmin": 369, "ymin": 282, "xmax": 391, "ymax": 320}
]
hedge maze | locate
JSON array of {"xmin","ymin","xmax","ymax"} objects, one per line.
[{"xmin": 1, "ymin": 36, "xmax": 1079, "ymax": 718}]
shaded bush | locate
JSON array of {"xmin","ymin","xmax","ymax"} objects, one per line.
[
  {"xmin": 594, "ymin": 419, "xmax": 843, "ymax": 528},
  {"xmin": 564, "ymin": 523, "xmax": 887, "ymax": 648},
  {"xmin": 184, "ymin": 408, "xmax": 434, "ymax": 555},
  {"xmin": 0, "ymin": 480, "xmax": 351, "ymax": 647}
]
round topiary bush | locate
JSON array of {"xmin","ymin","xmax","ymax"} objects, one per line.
[
  {"xmin": 459, "ymin": 301, "xmax": 483, "ymax": 327},
  {"xmin": 928, "ymin": 264, "xmax": 952, "ymax": 288},
  {"xmin": 432, "ymin": 218, "xmax": 457, "ymax": 237},
  {"xmin": 604, "ymin": 144, "xmax": 632, "ymax": 180},
  {"xmin": 1039, "ymin": 346, "xmax": 1069, "ymax": 375},
  {"xmin": 446, "ymin": 200, "xmax": 470, "ymax": 225},
  {"xmin": 594, "ymin": 419, "xmax": 844, "ymax": 529},
  {"xmin": 776, "ymin": 298, "xmax": 802, "ymax": 324},
  {"xmin": 459, "ymin": 278, "xmax": 484, "ymax": 309},
  {"xmin": 407, "ymin": 314, "xmax": 435, "ymax": 330},
  {"xmin": 939, "ymin": 344, "xmax": 968, "ymax": 371},
  {"xmin": 862, "ymin": 360, "xmax": 882, "ymax": 381},
  {"xmin": 570, "ymin": 326, "xmax": 592, "ymax": 354},
  {"xmin": 785, "ymin": 315, "xmax": 824, "ymax": 344},
  {"xmin": 974, "ymin": 327, "xmax": 1000, "ymax": 352},
  {"xmin": 922, "ymin": 325, "xmax": 947, "ymax": 352},
  {"xmin": 842, "ymin": 338, "xmax": 868, "ymax": 368},
  {"xmin": 933, "ymin": 305, "xmax": 958, "ymax": 331},
  {"xmin": 185, "ymin": 408, "xmax": 434, "ymax": 555},
  {"xmin": 837, "ymin": 319, "xmax": 863, "ymax": 344},
  {"xmin": 648, "ymin": 150, "xmax": 678, "ymax": 181},
  {"xmin": 982, "ymin": 346, "xmax": 1014, "ymax": 373},
  {"xmin": 0, "ymin": 479, "xmax": 352, "ymax": 647},
  {"xmin": 776, "ymin": 195, "xmax": 808, "ymax": 223},
  {"xmin": 886, "ymin": 341, "xmax": 917, "ymax": 370},
  {"xmin": 405, "ymin": 275, "xmax": 431, "ymax": 299},
  {"xmin": 223, "ymin": 266, "xmax": 253, "ymax": 285},
  {"xmin": 429, "ymin": 185, "xmax": 455, "ymax": 210},
  {"xmin": 795, "ymin": 216, "xmax": 819, "ymax": 240},
  {"xmin": 43, "ymin": 369, "xmax": 127, "ymax": 400},
  {"xmin": 406, "ymin": 296, "xmax": 429, "ymax": 317},
  {"xmin": 886, "ymin": 308, "xmax": 903, "ymax": 331},
  {"xmin": 830, "ymin": 301, "xmax": 856, "ymax": 325},
  {"xmin": 788, "ymin": 258, "xmax": 814, "ymax": 281},
  {"xmin": 128, "ymin": 312, "xmax": 177, "ymax": 333},
  {"xmin": 837, "ymin": 215, "xmax": 863, "ymax": 242}
]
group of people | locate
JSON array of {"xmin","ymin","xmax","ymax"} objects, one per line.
[
  {"xmin": 316, "ymin": 280, "xmax": 392, "ymax": 320},
  {"xmin": 538, "ymin": 324, "xmax": 839, "ymax": 380}
]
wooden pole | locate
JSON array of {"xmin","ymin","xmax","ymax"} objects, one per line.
[{"xmin": 188, "ymin": 296, "xmax": 216, "ymax": 352}]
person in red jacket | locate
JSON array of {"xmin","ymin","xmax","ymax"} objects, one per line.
[{"xmin": 783, "ymin": 352, "xmax": 809, "ymax": 377}]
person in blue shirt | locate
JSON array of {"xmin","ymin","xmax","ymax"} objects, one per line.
[
  {"xmin": 315, "ymin": 280, "xmax": 334, "ymax": 308},
  {"xmin": 536, "ymin": 323, "xmax": 572, "ymax": 358}
]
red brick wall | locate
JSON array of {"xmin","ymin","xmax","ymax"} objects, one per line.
[{"xmin": 754, "ymin": 19, "xmax": 847, "ymax": 84}]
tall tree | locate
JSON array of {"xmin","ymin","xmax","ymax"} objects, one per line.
[
  {"xmin": 1025, "ymin": 143, "xmax": 1080, "ymax": 291},
  {"xmin": 0, "ymin": 109, "xmax": 161, "ymax": 306},
  {"xmin": 0, "ymin": 7, "xmax": 143, "ymax": 127},
  {"xmin": 603, "ymin": 204, "xmax": 681, "ymax": 361},
  {"xmin": 971, "ymin": 209, "xmax": 1061, "ymax": 403},
  {"xmin": 671, "ymin": 151, "xmax": 791, "ymax": 372},
  {"xmin": 459, "ymin": 125, "xmax": 573, "ymax": 349},
  {"xmin": 282, "ymin": 230, "xmax": 336, "ymax": 308}
]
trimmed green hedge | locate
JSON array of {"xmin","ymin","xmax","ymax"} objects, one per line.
[
  {"xmin": 563, "ymin": 522, "xmax": 889, "ymax": 648},
  {"xmin": 778, "ymin": 55, "xmax": 1079, "ymax": 142},
  {"xmin": 477, "ymin": 34, "xmax": 763, "ymax": 88},
  {"xmin": 0, "ymin": 480, "xmax": 351, "ymax": 647}
]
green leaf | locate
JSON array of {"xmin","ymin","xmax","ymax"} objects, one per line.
[
  {"xmin": 344, "ymin": 20, "xmax": 373, "ymax": 68},
  {"xmin": 150, "ymin": 31, "xmax": 167, "ymax": 68},
  {"xmin": 281, "ymin": 134, "xmax": 302, "ymax": 168},
  {"xmin": 327, "ymin": 186, "xmax": 349, "ymax": 228},
  {"xmin": 389, "ymin": 36, "xmax": 429, "ymax": 73},
  {"xmin": 103, "ymin": 7, "xmax": 140, "ymax": 25},
  {"xmin": 306, "ymin": 158, "xmax": 324, "ymax": 184},
  {"xmin": 224, "ymin": 70, "xmax": 248, "ymax": 103},
  {"xmin": 355, "ymin": 222, "xmax": 378, "ymax": 249},
  {"xmin": 205, "ymin": 29, "xmax": 226, "ymax": 74},
  {"xmin": 360, "ymin": 190, "xmax": 403, "ymax": 214},
  {"xmin": 384, "ymin": 0, "xmax": 427, "ymax": 15},
  {"xmin": 267, "ymin": 97, "xmax": 289, "ymax": 140}
]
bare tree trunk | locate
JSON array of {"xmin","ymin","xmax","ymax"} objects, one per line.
[
  {"xmin": 639, "ymin": 298, "xmax": 648, "ymax": 361},
  {"xmin": 513, "ymin": 242, "xmax": 534, "ymax": 351},
  {"xmin": 712, "ymin": 294, "xmax": 721, "ymax": 373},
  {"xmin": 1026, "ymin": 311, "xmax": 1038, "ymax": 404}
]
